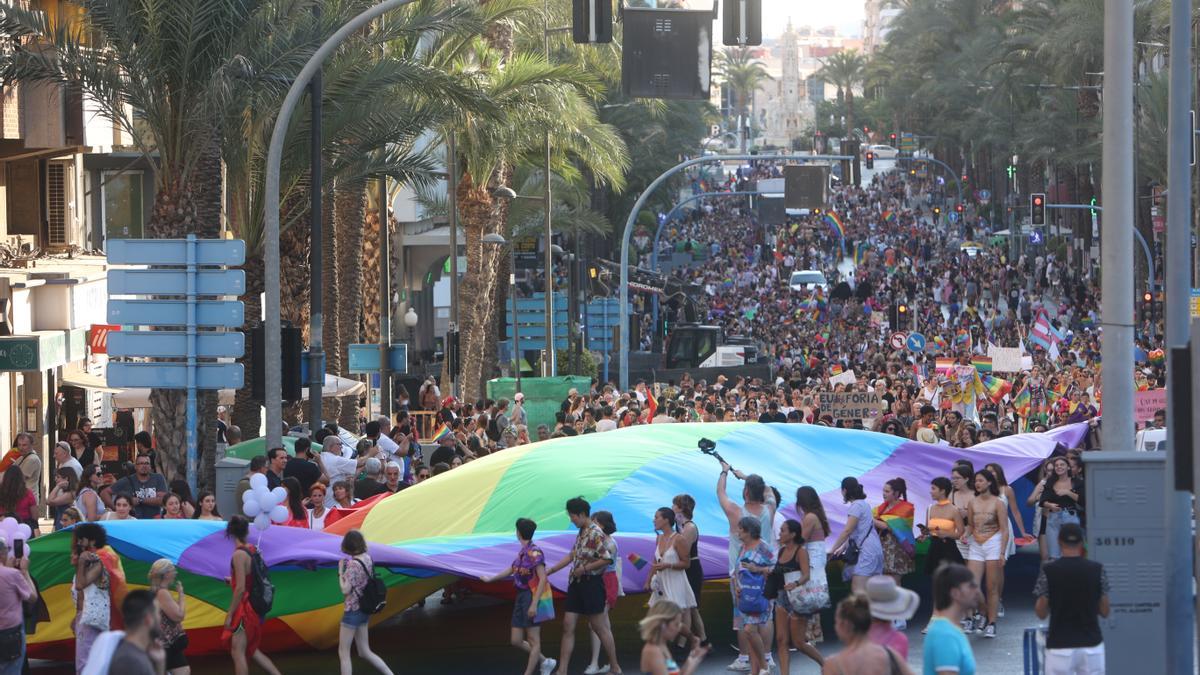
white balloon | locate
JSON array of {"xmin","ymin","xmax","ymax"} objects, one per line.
[
  {"xmin": 243, "ymin": 499, "xmax": 263, "ymax": 517},
  {"xmin": 269, "ymin": 505, "xmax": 289, "ymax": 523},
  {"xmin": 249, "ymin": 473, "xmax": 268, "ymax": 491},
  {"xmin": 270, "ymin": 487, "xmax": 288, "ymax": 504},
  {"xmin": 14, "ymin": 524, "xmax": 30, "ymax": 540},
  {"xmin": 258, "ymin": 490, "xmax": 276, "ymax": 511},
  {"xmin": 252, "ymin": 512, "xmax": 271, "ymax": 530},
  {"xmin": 242, "ymin": 489, "xmax": 258, "ymax": 504}
]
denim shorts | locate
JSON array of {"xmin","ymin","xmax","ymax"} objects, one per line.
[{"xmin": 341, "ymin": 609, "xmax": 370, "ymax": 628}]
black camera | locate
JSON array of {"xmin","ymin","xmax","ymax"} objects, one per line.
[{"xmin": 698, "ymin": 438, "xmax": 716, "ymax": 453}]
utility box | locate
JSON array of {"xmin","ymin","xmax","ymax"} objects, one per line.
[
  {"xmin": 215, "ymin": 456, "xmax": 249, "ymax": 520},
  {"xmin": 1082, "ymin": 451, "xmax": 1166, "ymax": 674}
]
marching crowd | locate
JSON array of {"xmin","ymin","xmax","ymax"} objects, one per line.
[{"xmin": 0, "ymin": 164, "xmax": 1133, "ymax": 674}]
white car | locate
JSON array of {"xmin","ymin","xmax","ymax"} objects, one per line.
[
  {"xmin": 789, "ymin": 269, "xmax": 828, "ymax": 293},
  {"xmin": 869, "ymin": 144, "xmax": 900, "ymax": 159}
]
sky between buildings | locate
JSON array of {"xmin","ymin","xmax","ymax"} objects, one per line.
[{"xmin": 677, "ymin": 0, "xmax": 865, "ymax": 38}]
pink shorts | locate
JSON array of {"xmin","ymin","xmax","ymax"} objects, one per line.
[{"xmin": 602, "ymin": 571, "xmax": 618, "ymax": 608}]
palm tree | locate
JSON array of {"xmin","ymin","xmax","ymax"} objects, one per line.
[
  {"xmin": 0, "ymin": 0, "xmax": 321, "ymax": 483},
  {"xmin": 714, "ymin": 47, "xmax": 771, "ymax": 151},
  {"xmin": 815, "ymin": 50, "xmax": 867, "ymax": 138}
]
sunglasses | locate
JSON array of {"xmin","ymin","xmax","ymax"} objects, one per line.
[{"xmin": 417, "ymin": 473, "xmax": 431, "ymax": 479}]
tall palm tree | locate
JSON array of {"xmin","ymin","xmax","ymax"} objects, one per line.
[
  {"xmin": 815, "ymin": 50, "xmax": 867, "ymax": 137},
  {"xmin": 0, "ymin": 0, "xmax": 322, "ymax": 483},
  {"xmin": 714, "ymin": 47, "xmax": 771, "ymax": 151}
]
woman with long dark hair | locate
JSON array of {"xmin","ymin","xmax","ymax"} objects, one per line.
[
  {"xmin": 965, "ymin": 470, "xmax": 1008, "ymax": 638},
  {"xmin": 194, "ymin": 491, "xmax": 223, "ymax": 521},
  {"xmin": 0, "ymin": 468, "xmax": 37, "ymax": 535},
  {"xmin": 918, "ymin": 476, "xmax": 964, "ymax": 633},
  {"xmin": 772, "ymin": 519, "xmax": 823, "ymax": 672},
  {"xmin": 281, "ymin": 477, "xmax": 308, "ymax": 528},
  {"xmin": 872, "ymin": 478, "xmax": 915, "ymax": 589},
  {"xmin": 795, "ymin": 485, "xmax": 831, "ymax": 645},
  {"xmin": 647, "ymin": 507, "xmax": 696, "ymax": 647},
  {"xmin": 829, "ymin": 477, "xmax": 883, "ymax": 593},
  {"xmin": 949, "ymin": 464, "xmax": 974, "ymax": 563},
  {"xmin": 672, "ymin": 493, "xmax": 708, "ymax": 647},
  {"xmin": 222, "ymin": 515, "xmax": 282, "ymax": 675},
  {"xmin": 1039, "ymin": 455, "xmax": 1084, "ymax": 560}
]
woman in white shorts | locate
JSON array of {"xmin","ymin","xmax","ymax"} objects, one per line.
[{"xmin": 965, "ymin": 469, "xmax": 1008, "ymax": 639}]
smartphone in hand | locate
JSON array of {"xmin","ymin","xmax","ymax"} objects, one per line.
[{"xmin": 14, "ymin": 539, "xmax": 24, "ymax": 559}]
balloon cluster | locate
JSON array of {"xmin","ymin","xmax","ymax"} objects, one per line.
[
  {"xmin": 242, "ymin": 473, "xmax": 290, "ymax": 531},
  {"xmin": 0, "ymin": 517, "xmax": 32, "ymax": 556}
]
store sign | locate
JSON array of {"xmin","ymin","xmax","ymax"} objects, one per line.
[
  {"xmin": 0, "ymin": 337, "xmax": 40, "ymax": 371},
  {"xmin": 89, "ymin": 324, "xmax": 120, "ymax": 355}
]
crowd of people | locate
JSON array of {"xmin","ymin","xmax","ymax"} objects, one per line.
[{"xmin": 0, "ymin": 163, "xmax": 1132, "ymax": 674}]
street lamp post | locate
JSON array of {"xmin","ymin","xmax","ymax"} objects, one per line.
[{"xmin": 404, "ymin": 307, "xmax": 419, "ymax": 354}]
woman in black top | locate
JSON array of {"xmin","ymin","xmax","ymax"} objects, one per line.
[
  {"xmin": 671, "ymin": 494, "xmax": 708, "ymax": 646},
  {"xmin": 1038, "ymin": 456, "xmax": 1084, "ymax": 560},
  {"xmin": 771, "ymin": 519, "xmax": 823, "ymax": 671}
]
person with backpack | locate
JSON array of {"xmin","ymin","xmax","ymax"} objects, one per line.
[
  {"xmin": 222, "ymin": 515, "xmax": 282, "ymax": 675},
  {"xmin": 337, "ymin": 530, "xmax": 393, "ymax": 675}
]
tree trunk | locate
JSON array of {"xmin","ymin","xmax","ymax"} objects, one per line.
[
  {"xmin": 335, "ymin": 182, "xmax": 366, "ymax": 430},
  {"xmin": 455, "ymin": 169, "xmax": 509, "ymax": 401},
  {"xmin": 280, "ymin": 219, "xmax": 310, "ymax": 427},
  {"xmin": 147, "ymin": 134, "xmax": 222, "ymax": 489},
  {"xmin": 232, "ymin": 259, "xmax": 264, "ymax": 440},
  {"xmin": 362, "ymin": 207, "xmax": 382, "ymax": 343}
]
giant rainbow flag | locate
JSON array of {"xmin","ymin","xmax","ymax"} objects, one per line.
[{"xmin": 26, "ymin": 423, "xmax": 1088, "ymax": 659}]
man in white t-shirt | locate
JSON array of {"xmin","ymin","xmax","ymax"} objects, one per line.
[
  {"xmin": 365, "ymin": 420, "xmax": 399, "ymax": 463},
  {"xmin": 315, "ymin": 436, "xmax": 364, "ymax": 507}
]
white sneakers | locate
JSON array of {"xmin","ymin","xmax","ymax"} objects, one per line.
[
  {"xmin": 540, "ymin": 657, "xmax": 558, "ymax": 675},
  {"xmin": 727, "ymin": 655, "xmax": 751, "ymax": 671},
  {"xmin": 582, "ymin": 665, "xmax": 610, "ymax": 675}
]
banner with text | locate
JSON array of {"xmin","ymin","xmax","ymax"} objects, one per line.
[
  {"xmin": 818, "ymin": 391, "xmax": 884, "ymax": 422},
  {"xmin": 1134, "ymin": 388, "xmax": 1166, "ymax": 422}
]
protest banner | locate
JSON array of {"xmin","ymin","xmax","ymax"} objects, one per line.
[
  {"xmin": 988, "ymin": 346, "xmax": 1024, "ymax": 373},
  {"xmin": 1134, "ymin": 388, "xmax": 1166, "ymax": 422},
  {"xmin": 818, "ymin": 391, "xmax": 884, "ymax": 422},
  {"xmin": 829, "ymin": 369, "xmax": 857, "ymax": 386}
]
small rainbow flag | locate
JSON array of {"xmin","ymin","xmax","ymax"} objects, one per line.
[
  {"xmin": 980, "ymin": 374, "xmax": 1012, "ymax": 403},
  {"xmin": 972, "ymin": 356, "xmax": 992, "ymax": 373},
  {"xmin": 626, "ymin": 552, "xmax": 649, "ymax": 570},
  {"xmin": 873, "ymin": 501, "xmax": 915, "ymax": 557},
  {"xmin": 935, "ymin": 357, "xmax": 955, "ymax": 374},
  {"xmin": 433, "ymin": 424, "xmax": 452, "ymax": 441},
  {"xmin": 1013, "ymin": 386, "xmax": 1032, "ymax": 417},
  {"xmin": 823, "ymin": 213, "xmax": 847, "ymax": 254},
  {"xmin": 830, "ymin": 364, "xmax": 844, "ymax": 376},
  {"xmin": 882, "ymin": 210, "xmax": 897, "ymax": 224}
]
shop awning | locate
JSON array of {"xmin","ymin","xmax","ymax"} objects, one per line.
[{"xmin": 60, "ymin": 370, "xmax": 122, "ymax": 394}]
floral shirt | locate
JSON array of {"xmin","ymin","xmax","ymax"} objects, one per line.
[
  {"xmin": 341, "ymin": 553, "xmax": 373, "ymax": 612},
  {"xmin": 572, "ymin": 521, "xmax": 612, "ymax": 576},
  {"xmin": 511, "ymin": 542, "xmax": 545, "ymax": 591}
]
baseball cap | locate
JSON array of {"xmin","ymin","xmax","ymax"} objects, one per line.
[
  {"xmin": 514, "ymin": 392, "xmax": 524, "ymax": 401},
  {"xmin": 1058, "ymin": 522, "xmax": 1084, "ymax": 545}
]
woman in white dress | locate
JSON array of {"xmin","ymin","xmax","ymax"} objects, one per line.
[{"xmin": 647, "ymin": 507, "xmax": 697, "ymax": 646}]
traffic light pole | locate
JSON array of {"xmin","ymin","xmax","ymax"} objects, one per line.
[
  {"xmin": 619, "ymin": 153, "xmax": 851, "ymax": 390},
  {"xmin": 1045, "ymin": 204, "xmax": 1153, "ymax": 292}
]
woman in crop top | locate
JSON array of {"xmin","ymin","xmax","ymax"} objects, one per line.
[
  {"xmin": 919, "ymin": 476, "xmax": 964, "ymax": 634},
  {"xmin": 964, "ymin": 470, "xmax": 1008, "ymax": 638}
]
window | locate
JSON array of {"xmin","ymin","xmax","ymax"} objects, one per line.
[{"xmin": 101, "ymin": 170, "xmax": 143, "ymax": 240}]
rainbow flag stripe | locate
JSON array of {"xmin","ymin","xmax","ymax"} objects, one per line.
[
  {"xmin": 972, "ymin": 356, "xmax": 992, "ymax": 373},
  {"xmin": 626, "ymin": 552, "xmax": 649, "ymax": 570},
  {"xmin": 981, "ymin": 374, "xmax": 1012, "ymax": 403},
  {"xmin": 1013, "ymin": 386, "xmax": 1032, "ymax": 416},
  {"xmin": 935, "ymin": 357, "xmax": 955, "ymax": 374},
  {"xmin": 873, "ymin": 501, "xmax": 915, "ymax": 557},
  {"xmin": 882, "ymin": 210, "xmax": 897, "ymax": 224}
]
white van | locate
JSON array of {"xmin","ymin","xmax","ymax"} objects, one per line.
[
  {"xmin": 789, "ymin": 270, "xmax": 828, "ymax": 293},
  {"xmin": 1134, "ymin": 427, "xmax": 1166, "ymax": 452}
]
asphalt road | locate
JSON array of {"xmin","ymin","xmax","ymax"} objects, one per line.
[{"xmin": 35, "ymin": 552, "xmax": 1046, "ymax": 674}]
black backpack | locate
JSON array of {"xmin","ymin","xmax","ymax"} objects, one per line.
[
  {"xmin": 355, "ymin": 559, "xmax": 387, "ymax": 614},
  {"xmin": 246, "ymin": 548, "xmax": 274, "ymax": 617}
]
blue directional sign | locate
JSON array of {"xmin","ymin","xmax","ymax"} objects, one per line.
[
  {"xmin": 108, "ymin": 362, "xmax": 244, "ymax": 389},
  {"xmin": 108, "ymin": 331, "xmax": 244, "ymax": 359},
  {"xmin": 948, "ymin": 211, "xmax": 959, "ymax": 224},
  {"xmin": 108, "ymin": 269, "xmax": 245, "ymax": 296},
  {"xmin": 106, "ymin": 238, "xmax": 245, "ymax": 266},
  {"xmin": 1029, "ymin": 230, "xmax": 1043, "ymax": 245},
  {"xmin": 105, "ymin": 236, "xmax": 246, "ymax": 495},
  {"xmin": 905, "ymin": 332, "xmax": 927, "ymax": 353},
  {"xmin": 108, "ymin": 299, "xmax": 244, "ymax": 328},
  {"xmin": 347, "ymin": 343, "xmax": 408, "ymax": 375}
]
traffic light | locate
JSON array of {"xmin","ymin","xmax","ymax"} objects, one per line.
[
  {"xmin": 1031, "ymin": 193, "xmax": 1046, "ymax": 226},
  {"xmin": 572, "ymin": 0, "xmax": 613, "ymax": 43},
  {"xmin": 864, "ymin": 151, "xmax": 874, "ymax": 169},
  {"xmin": 1143, "ymin": 292, "xmax": 1154, "ymax": 322},
  {"xmin": 897, "ymin": 303, "xmax": 908, "ymax": 330},
  {"xmin": 932, "ymin": 206, "xmax": 941, "ymax": 223},
  {"xmin": 889, "ymin": 133, "xmax": 897, "ymax": 143},
  {"xmin": 955, "ymin": 203, "xmax": 964, "ymax": 213},
  {"xmin": 251, "ymin": 323, "xmax": 303, "ymax": 403}
]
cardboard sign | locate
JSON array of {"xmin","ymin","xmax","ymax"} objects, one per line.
[
  {"xmin": 1134, "ymin": 388, "xmax": 1167, "ymax": 422},
  {"xmin": 829, "ymin": 370, "xmax": 857, "ymax": 386},
  {"xmin": 988, "ymin": 346, "xmax": 1024, "ymax": 373},
  {"xmin": 818, "ymin": 391, "xmax": 883, "ymax": 422}
]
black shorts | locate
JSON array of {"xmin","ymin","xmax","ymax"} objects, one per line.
[
  {"xmin": 164, "ymin": 635, "xmax": 189, "ymax": 670},
  {"xmin": 564, "ymin": 574, "xmax": 606, "ymax": 616}
]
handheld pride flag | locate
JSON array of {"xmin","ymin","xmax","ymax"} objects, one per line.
[
  {"xmin": 971, "ymin": 356, "xmax": 992, "ymax": 373},
  {"xmin": 822, "ymin": 213, "xmax": 847, "ymax": 254},
  {"xmin": 873, "ymin": 501, "xmax": 915, "ymax": 557},
  {"xmin": 627, "ymin": 552, "xmax": 649, "ymax": 570}
]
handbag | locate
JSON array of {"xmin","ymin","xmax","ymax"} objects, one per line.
[
  {"xmin": 532, "ymin": 582, "xmax": 555, "ymax": 624},
  {"xmin": 786, "ymin": 570, "xmax": 830, "ymax": 614},
  {"xmin": 837, "ymin": 527, "xmax": 871, "ymax": 567},
  {"xmin": 736, "ymin": 567, "xmax": 769, "ymax": 615},
  {"xmin": 0, "ymin": 624, "xmax": 21, "ymax": 663}
]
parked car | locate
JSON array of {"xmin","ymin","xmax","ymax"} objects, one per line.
[
  {"xmin": 789, "ymin": 269, "xmax": 828, "ymax": 293},
  {"xmin": 1135, "ymin": 427, "xmax": 1166, "ymax": 452}
]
